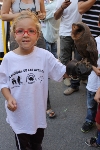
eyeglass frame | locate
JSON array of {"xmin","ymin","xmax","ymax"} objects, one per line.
[{"xmin": 15, "ymin": 28, "xmax": 38, "ymax": 36}]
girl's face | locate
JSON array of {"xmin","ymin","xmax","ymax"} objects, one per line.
[{"xmin": 14, "ymin": 18, "xmax": 39, "ymax": 54}]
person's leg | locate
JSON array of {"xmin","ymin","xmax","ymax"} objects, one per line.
[
  {"xmin": 81, "ymin": 90, "xmax": 97, "ymax": 132},
  {"xmin": 31, "ymin": 128, "xmax": 44, "ymax": 150},
  {"xmin": 59, "ymin": 36, "xmax": 72, "ymax": 65},
  {"xmin": 47, "ymin": 90, "xmax": 51, "ymax": 110},
  {"xmin": 60, "ymin": 36, "xmax": 73, "ymax": 87},
  {"xmin": 74, "ymin": 48, "xmax": 82, "ymax": 61},
  {"xmin": 45, "ymin": 39, "xmax": 51, "ymax": 53},
  {"xmin": 51, "ymin": 41, "xmax": 58, "ymax": 59},
  {"xmin": 15, "ymin": 129, "xmax": 44, "ymax": 150},
  {"xmin": 15, "ymin": 133, "xmax": 32, "ymax": 150},
  {"xmin": 85, "ymin": 105, "xmax": 100, "ymax": 147},
  {"xmin": 69, "ymin": 46, "xmax": 81, "ymax": 89},
  {"xmin": 46, "ymin": 90, "xmax": 56, "ymax": 118},
  {"xmin": 96, "ymin": 128, "xmax": 100, "ymax": 146},
  {"xmin": 45, "ymin": 39, "xmax": 58, "ymax": 58},
  {"xmin": 86, "ymin": 90, "xmax": 97, "ymax": 122},
  {"xmin": 74, "ymin": 48, "xmax": 88, "ymax": 84},
  {"xmin": 61, "ymin": 39, "xmax": 80, "ymax": 95}
]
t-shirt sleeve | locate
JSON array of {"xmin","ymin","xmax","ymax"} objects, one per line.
[
  {"xmin": 0, "ymin": 56, "xmax": 9, "ymax": 90},
  {"xmin": 47, "ymin": 52, "xmax": 66, "ymax": 82}
]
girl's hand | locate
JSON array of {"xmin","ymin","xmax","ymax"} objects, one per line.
[{"xmin": 7, "ymin": 97, "xmax": 17, "ymax": 112}]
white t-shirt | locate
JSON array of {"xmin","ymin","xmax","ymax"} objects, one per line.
[
  {"xmin": 0, "ymin": 46, "xmax": 66, "ymax": 134},
  {"xmin": 86, "ymin": 36, "xmax": 100, "ymax": 92},
  {"xmin": 55, "ymin": 0, "xmax": 82, "ymax": 36}
]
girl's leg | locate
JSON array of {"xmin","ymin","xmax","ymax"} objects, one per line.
[
  {"xmin": 15, "ymin": 128, "xmax": 44, "ymax": 150},
  {"xmin": 15, "ymin": 133, "xmax": 32, "ymax": 150},
  {"xmin": 30, "ymin": 128, "xmax": 44, "ymax": 150}
]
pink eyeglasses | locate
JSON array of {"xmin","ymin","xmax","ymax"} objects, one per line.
[{"xmin": 15, "ymin": 28, "xmax": 37, "ymax": 36}]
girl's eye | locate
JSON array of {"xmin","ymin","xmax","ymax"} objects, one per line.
[
  {"xmin": 29, "ymin": 29, "xmax": 35, "ymax": 33},
  {"xmin": 17, "ymin": 29, "xmax": 24, "ymax": 33},
  {"xmin": 16, "ymin": 29, "xmax": 24, "ymax": 35}
]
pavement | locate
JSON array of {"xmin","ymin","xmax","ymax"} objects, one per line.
[{"xmin": 0, "ymin": 79, "xmax": 97, "ymax": 150}]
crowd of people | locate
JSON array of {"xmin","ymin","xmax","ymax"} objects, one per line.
[{"xmin": 0, "ymin": 0, "xmax": 100, "ymax": 149}]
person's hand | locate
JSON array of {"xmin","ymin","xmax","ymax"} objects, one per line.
[
  {"xmin": 7, "ymin": 96, "xmax": 17, "ymax": 112},
  {"xmin": 61, "ymin": 0, "xmax": 71, "ymax": 10},
  {"xmin": 37, "ymin": 12, "xmax": 46, "ymax": 20},
  {"xmin": 94, "ymin": 88, "xmax": 100, "ymax": 103},
  {"xmin": 93, "ymin": 66, "xmax": 100, "ymax": 76}
]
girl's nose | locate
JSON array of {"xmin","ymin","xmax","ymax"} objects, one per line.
[{"xmin": 23, "ymin": 30, "xmax": 29, "ymax": 36}]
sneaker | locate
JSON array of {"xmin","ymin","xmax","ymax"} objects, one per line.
[
  {"xmin": 63, "ymin": 78, "xmax": 71, "ymax": 86},
  {"xmin": 63, "ymin": 87, "xmax": 79, "ymax": 95},
  {"xmin": 81, "ymin": 121, "xmax": 93, "ymax": 133},
  {"xmin": 85, "ymin": 137, "xmax": 100, "ymax": 147}
]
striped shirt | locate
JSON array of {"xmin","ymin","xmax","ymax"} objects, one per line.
[{"xmin": 78, "ymin": 0, "xmax": 100, "ymax": 37}]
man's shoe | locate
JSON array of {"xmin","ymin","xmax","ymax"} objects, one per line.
[
  {"xmin": 63, "ymin": 87, "xmax": 79, "ymax": 95},
  {"xmin": 81, "ymin": 121, "xmax": 94, "ymax": 133}
]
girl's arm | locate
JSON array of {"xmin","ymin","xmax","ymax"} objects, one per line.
[
  {"xmin": 1, "ymin": 87, "xmax": 17, "ymax": 111},
  {"xmin": 1, "ymin": 0, "xmax": 20, "ymax": 21}
]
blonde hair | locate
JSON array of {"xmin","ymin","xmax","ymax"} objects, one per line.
[{"xmin": 11, "ymin": 10, "xmax": 41, "ymax": 35}]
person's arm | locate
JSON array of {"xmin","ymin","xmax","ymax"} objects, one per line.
[
  {"xmin": 94, "ymin": 87, "xmax": 100, "ymax": 103},
  {"xmin": 40, "ymin": 0, "xmax": 46, "ymax": 14},
  {"xmin": 78, "ymin": 0, "xmax": 96, "ymax": 14},
  {"xmin": 37, "ymin": 0, "xmax": 46, "ymax": 20},
  {"xmin": 54, "ymin": 0, "xmax": 71, "ymax": 20},
  {"xmin": 92, "ymin": 66, "xmax": 100, "ymax": 76},
  {"xmin": 1, "ymin": 88, "xmax": 17, "ymax": 111},
  {"xmin": 1, "ymin": 0, "xmax": 20, "ymax": 21}
]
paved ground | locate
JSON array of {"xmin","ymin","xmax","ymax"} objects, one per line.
[{"xmin": 0, "ymin": 79, "xmax": 97, "ymax": 150}]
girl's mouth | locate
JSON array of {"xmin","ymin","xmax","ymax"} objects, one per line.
[{"xmin": 22, "ymin": 40, "xmax": 30, "ymax": 42}]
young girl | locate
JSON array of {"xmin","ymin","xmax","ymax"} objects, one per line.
[
  {"xmin": 0, "ymin": 11, "xmax": 67, "ymax": 150},
  {"xmin": 1, "ymin": 0, "xmax": 56, "ymax": 118}
]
